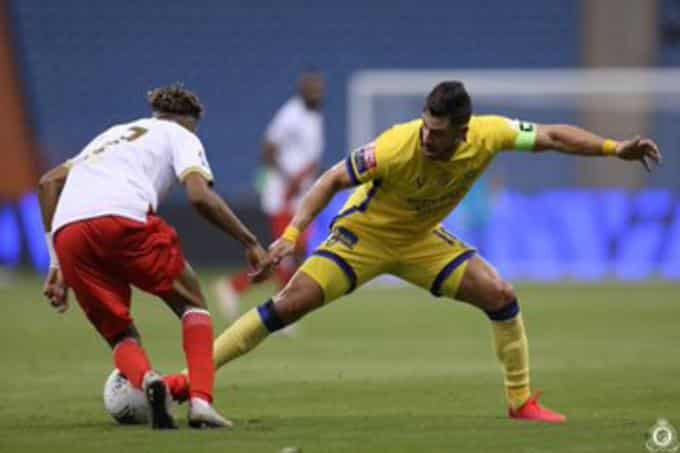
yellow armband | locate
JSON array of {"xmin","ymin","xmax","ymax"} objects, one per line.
[
  {"xmin": 602, "ymin": 139, "xmax": 619, "ymax": 156},
  {"xmin": 282, "ymin": 225, "xmax": 301, "ymax": 243}
]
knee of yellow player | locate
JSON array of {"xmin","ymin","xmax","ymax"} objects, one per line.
[
  {"xmin": 484, "ymin": 279, "xmax": 516, "ymax": 312},
  {"xmin": 272, "ymin": 271, "xmax": 325, "ymax": 324}
]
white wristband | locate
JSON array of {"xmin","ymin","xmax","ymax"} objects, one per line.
[{"xmin": 45, "ymin": 232, "xmax": 59, "ymax": 269}]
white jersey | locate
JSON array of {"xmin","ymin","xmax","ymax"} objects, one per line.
[
  {"xmin": 260, "ymin": 96, "xmax": 324, "ymax": 215},
  {"xmin": 52, "ymin": 117, "xmax": 213, "ymax": 232}
]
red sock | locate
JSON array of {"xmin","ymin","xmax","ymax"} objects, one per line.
[
  {"xmin": 230, "ymin": 271, "xmax": 251, "ymax": 293},
  {"xmin": 182, "ymin": 308, "xmax": 214, "ymax": 402},
  {"xmin": 163, "ymin": 374, "xmax": 190, "ymax": 403},
  {"xmin": 113, "ymin": 338, "xmax": 151, "ymax": 389}
]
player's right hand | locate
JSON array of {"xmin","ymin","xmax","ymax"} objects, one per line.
[
  {"xmin": 615, "ymin": 136, "xmax": 662, "ymax": 172},
  {"xmin": 43, "ymin": 267, "xmax": 69, "ymax": 314},
  {"xmin": 268, "ymin": 237, "xmax": 296, "ymax": 265},
  {"xmin": 246, "ymin": 242, "xmax": 274, "ymax": 283}
]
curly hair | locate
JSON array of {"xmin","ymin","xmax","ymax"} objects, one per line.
[{"xmin": 147, "ymin": 83, "xmax": 204, "ymax": 120}]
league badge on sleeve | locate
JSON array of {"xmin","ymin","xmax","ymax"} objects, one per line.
[{"xmin": 351, "ymin": 142, "xmax": 377, "ymax": 176}]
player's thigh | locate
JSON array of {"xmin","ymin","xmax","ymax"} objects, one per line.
[
  {"xmin": 116, "ymin": 214, "xmax": 187, "ymax": 298},
  {"xmin": 455, "ymin": 255, "xmax": 516, "ymax": 311},
  {"xmin": 299, "ymin": 225, "xmax": 390, "ymax": 304},
  {"xmin": 393, "ymin": 226, "xmax": 475, "ymax": 298},
  {"xmin": 55, "ymin": 223, "xmax": 133, "ymax": 345}
]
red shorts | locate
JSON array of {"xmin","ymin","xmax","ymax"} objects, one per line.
[
  {"xmin": 54, "ymin": 214, "xmax": 186, "ymax": 342},
  {"xmin": 270, "ymin": 211, "xmax": 310, "ymax": 252}
]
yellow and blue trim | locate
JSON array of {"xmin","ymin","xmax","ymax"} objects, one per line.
[
  {"xmin": 311, "ymin": 249, "xmax": 358, "ymax": 293},
  {"xmin": 330, "ymin": 179, "xmax": 381, "ymax": 228},
  {"xmin": 430, "ymin": 249, "xmax": 476, "ymax": 297},
  {"xmin": 345, "ymin": 155, "xmax": 360, "ymax": 185}
]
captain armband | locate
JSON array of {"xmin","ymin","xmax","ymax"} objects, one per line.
[{"xmin": 511, "ymin": 120, "xmax": 538, "ymax": 151}]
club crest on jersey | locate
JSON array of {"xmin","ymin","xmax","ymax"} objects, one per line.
[{"xmin": 352, "ymin": 143, "xmax": 376, "ymax": 175}]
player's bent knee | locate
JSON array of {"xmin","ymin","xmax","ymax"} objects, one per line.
[
  {"xmin": 499, "ymin": 280, "xmax": 516, "ymax": 305},
  {"xmin": 166, "ymin": 268, "xmax": 207, "ymax": 312},
  {"xmin": 108, "ymin": 325, "xmax": 141, "ymax": 349},
  {"xmin": 273, "ymin": 272, "xmax": 324, "ymax": 325},
  {"xmin": 481, "ymin": 278, "xmax": 516, "ymax": 312}
]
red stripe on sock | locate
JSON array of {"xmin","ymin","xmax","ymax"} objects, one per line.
[
  {"xmin": 113, "ymin": 339, "xmax": 151, "ymax": 389},
  {"xmin": 182, "ymin": 310, "xmax": 214, "ymax": 402}
]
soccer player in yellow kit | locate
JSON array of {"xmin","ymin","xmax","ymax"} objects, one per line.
[{"xmin": 203, "ymin": 81, "xmax": 662, "ymax": 423}]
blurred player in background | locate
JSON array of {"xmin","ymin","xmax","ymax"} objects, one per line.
[
  {"xmin": 181, "ymin": 81, "xmax": 661, "ymax": 423},
  {"xmin": 215, "ymin": 70, "xmax": 325, "ymax": 324},
  {"xmin": 37, "ymin": 85, "xmax": 271, "ymax": 429}
]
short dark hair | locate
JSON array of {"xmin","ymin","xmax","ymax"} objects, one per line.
[
  {"xmin": 147, "ymin": 83, "xmax": 204, "ymax": 120},
  {"xmin": 424, "ymin": 81, "xmax": 472, "ymax": 126}
]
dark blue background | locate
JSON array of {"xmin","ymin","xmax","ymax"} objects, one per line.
[{"xmin": 10, "ymin": 1, "xmax": 581, "ymax": 199}]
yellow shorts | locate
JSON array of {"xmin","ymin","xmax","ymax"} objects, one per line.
[{"xmin": 299, "ymin": 223, "xmax": 475, "ymax": 304}]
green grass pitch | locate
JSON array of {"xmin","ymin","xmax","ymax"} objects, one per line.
[{"xmin": 1, "ymin": 271, "xmax": 678, "ymax": 452}]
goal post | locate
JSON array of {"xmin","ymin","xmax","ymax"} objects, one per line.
[{"xmin": 348, "ymin": 68, "xmax": 680, "ymax": 150}]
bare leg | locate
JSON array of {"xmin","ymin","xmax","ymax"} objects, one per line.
[
  {"xmin": 453, "ymin": 256, "xmax": 531, "ymax": 411},
  {"xmin": 159, "ymin": 261, "xmax": 230, "ymax": 427},
  {"xmin": 272, "ymin": 271, "xmax": 325, "ymax": 324},
  {"xmin": 213, "ymin": 271, "xmax": 324, "ymax": 369},
  {"xmin": 162, "ymin": 261, "xmax": 206, "ymax": 317},
  {"xmin": 455, "ymin": 255, "xmax": 516, "ymax": 311}
]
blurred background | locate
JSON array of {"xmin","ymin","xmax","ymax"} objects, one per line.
[{"xmin": 1, "ymin": 0, "xmax": 679, "ymax": 281}]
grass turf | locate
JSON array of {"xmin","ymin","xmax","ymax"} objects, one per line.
[{"xmin": 1, "ymin": 271, "xmax": 678, "ymax": 452}]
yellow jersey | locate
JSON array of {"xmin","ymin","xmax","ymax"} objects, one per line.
[{"xmin": 335, "ymin": 115, "xmax": 536, "ymax": 241}]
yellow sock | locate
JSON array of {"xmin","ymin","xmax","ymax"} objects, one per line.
[
  {"xmin": 491, "ymin": 313, "xmax": 531, "ymax": 410},
  {"xmin": 213, "ymin": 308, "xmax": 270, "ymax": 369}
]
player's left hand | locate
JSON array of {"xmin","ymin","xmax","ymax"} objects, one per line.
[
  {"xmin": 268, "ymin": 237, "xmax": 296, "ymax": 266},
  {"xmin": 616, "ymin": 136, "xmax": 662, "ymax": 172},
  {"xmin": 246, "ymin": 242, "xmax": 274, "ymax": 283},
  {"xmin": 43, "ymin": 267, "xmax": 69, "ymax": 313}
]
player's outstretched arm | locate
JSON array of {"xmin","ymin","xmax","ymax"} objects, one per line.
[
  {"xmin": 269, "ymin": 161, "xmax": 354, "ymax": 263},
  {"xmin": 534, "ymin": 124, "xmax": 662, "ymax": 172},
  {"xmin": 183, "ymin": 173, "xmax": 272, "ymax": 282},
  {"xmin": 37, "ymin": 163, "xmax": 71, "ymax": 313}
]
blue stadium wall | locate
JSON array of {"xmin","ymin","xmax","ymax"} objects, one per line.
[
  {"xmin": 10, "ymin": 0, "xmax": 581, "ymax": 199},
  {"xmin": 5, "ymin": 1, "xmax": 680, "ymax": 277}
]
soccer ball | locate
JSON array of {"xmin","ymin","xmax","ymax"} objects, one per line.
[{"xmin": 103, "ymin": 369, "xmax": 150, "ymax": 425}]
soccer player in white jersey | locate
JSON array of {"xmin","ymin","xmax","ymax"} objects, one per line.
[
  {"xmin": 215, "ymin": 71, "xmax": 325, "ymax": 322},
  {"xmin": 37, "ymin": 85, "xmax": 272, "ymax": 430}
]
